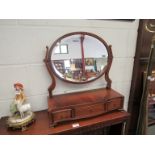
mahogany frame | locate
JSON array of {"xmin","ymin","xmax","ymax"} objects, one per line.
[{"xmin": 44, "ymin": 32, "xmax": 113, "ymax": 97}]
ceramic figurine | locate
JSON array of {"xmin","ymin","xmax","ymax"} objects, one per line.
[{"xmin": 7, "ymin": 83, "xmax": 35, "ymax": 131}]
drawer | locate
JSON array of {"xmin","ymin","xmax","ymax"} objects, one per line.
[
  {"xmin": 75, "ymin": 103, "xmax": 106, "ymax": 118},
  {"xmin": 107, "ymin": 98, "xmax": 123, "ymax": 111},
  {"xmin": 52, "ymin": 109, "xmax": 72, "ymax": 122}
]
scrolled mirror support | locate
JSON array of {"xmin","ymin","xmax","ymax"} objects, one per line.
[
  {"xmin": 44, "ymin": 46, "xmax": 56, "ymax": 97},
  {"xmin": 105, "ymin": 45, "xmax": 113, "ymax": 89}
]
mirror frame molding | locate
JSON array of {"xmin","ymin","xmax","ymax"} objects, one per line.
[{"xmin": 44, "ymin": 32, "xmax": 113, "ymax": 97}]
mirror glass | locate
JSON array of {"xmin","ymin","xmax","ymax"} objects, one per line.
[{"xmin": 51, "ymin": 33, "xmax": 109, "ymax": 83}]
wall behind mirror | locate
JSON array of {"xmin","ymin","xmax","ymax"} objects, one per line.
[{"xmin": 0, "ymin": 19, "xmax": 139, "ymax": 118}]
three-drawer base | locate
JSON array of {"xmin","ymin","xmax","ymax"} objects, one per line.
[{"xmin": 48, "ymin": 88, "xmax": 124, "ymax": 127}]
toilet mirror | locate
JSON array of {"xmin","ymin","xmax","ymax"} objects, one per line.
[{"xmin": 45, "ymin": 32, "xmax": 112, "ymax": 84}]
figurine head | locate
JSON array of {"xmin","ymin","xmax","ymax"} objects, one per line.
[
  {"xmin": 14, "ymin": 83, "xmax": 24, "ymax": 95},
  {"xmin": 14, "ymin": 83, "xmax": 23, "ymax": 90}
]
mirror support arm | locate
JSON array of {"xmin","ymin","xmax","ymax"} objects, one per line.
[
  {"xmin": 44, "ymin": 46, "xmax": 56, "ymax": 98},
  {"xmin": 105, "ymin": 45, "xmax": 113, "ymax": 89}
]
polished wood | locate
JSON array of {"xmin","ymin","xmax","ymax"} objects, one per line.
[
  {"xmin": 44, "ymin": 46, "xmax": 56, "ymax": 98},
  {"xmin": 43, "ymin": 31, "xmax": 126, "ymax": 132},
  {"xmin": 44, "ymin": 32, "xmax": 113, "ymax": 97},
  {"xmin": 48, "ymin": 88, "xmax": 124, "ymax": 126},
  {"xmin": 105, "ymin": 45, "xmax": 113, "ymax": 89},
  {"xmin": 127, "ymin": 19, "xmax": 155, "ymax": 134},
  {"xmin": 0, "ymin": 110, "xmax": 130, "ymax": 135}
]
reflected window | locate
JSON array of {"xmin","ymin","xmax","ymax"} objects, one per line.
[
  {"xmin": 54, "ymin": 44, "xmax": 68, "ymax": 54},
  {"xmin": 64, "ymin": 60, "xmax": 70, "ymax": 68}
]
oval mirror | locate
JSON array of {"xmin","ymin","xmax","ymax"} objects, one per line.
[{"xmin": 48, "ymin": 32, "xmax": 112, "ymax": 84}]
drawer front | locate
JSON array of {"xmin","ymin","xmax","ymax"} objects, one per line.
[
  {"xmin": 107, "ymin": 98, "xmax": 123, "ymax": 111},
  {"xmin": 75, "ymin": 103, "xmax": 106, "ymax": 118},
  {"xmin": 53, "ymin": 109, "xmax": 72, "ymax": 122}
]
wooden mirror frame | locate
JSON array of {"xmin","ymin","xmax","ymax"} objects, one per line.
[{"xmin": 44, "ymin": 32, "xmax": 113, "ymax": 97}]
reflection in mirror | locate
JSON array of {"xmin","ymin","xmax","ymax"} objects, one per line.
[{"xmin": 51, "ymin": 34, "xmax": 108, "ymax": 83}]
